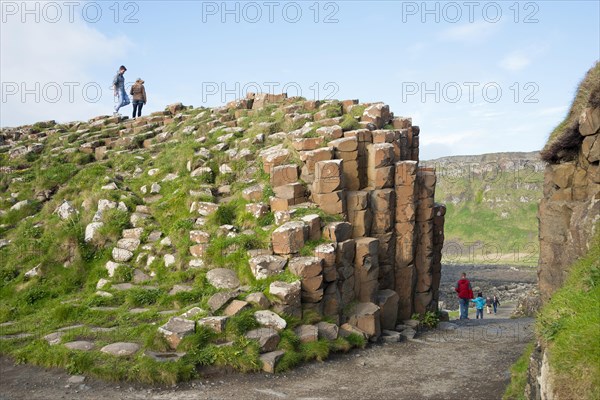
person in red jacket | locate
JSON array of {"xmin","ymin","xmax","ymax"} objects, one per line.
[{"xmin": 455, "ymin": 272, "xmax": 473, "ymax": 320}]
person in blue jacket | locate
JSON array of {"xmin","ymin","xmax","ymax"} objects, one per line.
[
  {"xmin": 112, "ymin": 65, "xmax": 130, "ymax": 116},
  {"xmin": 471, "ymin": 292, "xmax": 486, "ymax": 319}
]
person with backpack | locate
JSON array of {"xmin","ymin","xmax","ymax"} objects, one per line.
[
  {"xmin": 471, "ymin": 292, "xmax": 486, "ymax": 319},
  {"xmin": 455, "ymin": 272, "xmax": 473, "ymax": 320},
  {"xmin": 492, "ymin": 295, "xmax": 501, "ymax": 314},
  {"xmin": 130, "ymin": 78, "xmax": 147, "ymax": 119},
  {"xmin": 112, "ymin": 65, "xmax": 130, "ymax": 116}
]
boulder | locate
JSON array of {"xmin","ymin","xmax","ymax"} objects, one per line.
[
  {"xmin": 246, "ymin": 203, "xmax": 269, "ymax": 219},
  {"xmin": 313, "ymin": 160, "xmax": 344, "ymax": 194},
  {"xmin": 346, "ymin": 302, "xmax": 381, "ymax": 339},
  {"xmin": 400, "ymin": 328, "xmax": 417, "ymax": 340},
  {"xmin": 169, "ymin": 284, "xmax": 193, "ymax": 296},
  {"xmin": 207, "ymin": 291, "xmax": 236, "ymax": 312},
  {"xmin": 242, "ymin": 184, "xmax": 265, "ymax": 201},
  {"xmin": 316, "ymin": 321, "xmax": 339, "ymax": 340},
  {"xmin": 163, "ymin": 254, "xmax": 176, "ymax": 267},
  {"xmin": 249, "ymin": 255, "xmax": 287, "ymax": 280},
  {"xmin": 223, "ymin": 300, "xmax": 250, "ymax": 316},
  {"xmin": 96, "ymin": 278, "xmax": 109, "ymax": 289},
  {"xmin": 367, "ymin": 143, "xmax": 395, "ymax": 168},
  {"xmin": 189, "ymin": 230, "xmax": 210, "ymax": 244},
  {"xmin": 54, "ymin": 201, "xmax": 78, "ymax": 220},
  {"xmin": 24, "ymin": 264, "xmax": 42, "ymax": 279},
  {"xmin": 100, "ymin": 342, "xmax": 140, "ymax": 356},
  {"xmin": 64, "ymin": 341, "xmax": 94, "ymax": 351},
  {"xmin": 206, "ymin": 268, "xmax": 240, "ymax": 289},
  {"xmin": 44, "ymin": 332, "xmax": 64, "ymax": 345},
  {"xmin": 269, "ymin": 281, "xmax": 301, "ymax": 304},
  {"xmin": 376, "ymin": 290, "xmax": 400, "ymax": 330},
  {"xmin": 271, "ymin": 164, "xmax": 299, "ymax": 187},
  {"xmin": 197, "ymin": 202, "xmax": 219, "ymax": 216},
  {"xmin": 112, "ymin": 248, "xmax": 133, "ymax": 262},
  {"xmin": 362, "ymin": 103, "xmax": 391, "ymax": 129},
  {"xmin": 105, "ymin": 261, "xmax": 120, "ymax": 277},
  {"xmin": 254, "ymin": 310, "xmax": 287, "ymax": 331},
  {"xmin": 294, "ymin": 325, "xmax": 319, "ymax": 343},
  {"xmin": 260, "ymin": 350, "xmax": 285, "ymax": 373},
  {"xmin": 84, "ymin": 222, "xmax": 103, "ymax": 242},
  {"xmin": 189, "ymin": 244, "xmax": 207, "ymax": 258},
  {"xmin": 245, "ymin": 328, "xmax": 280, "ymax": 353},
  {"xmin": 116, "ymin": 238, "xmax": 140, "ymax": 252},
  {"xmin": 322, "ymin": 222, "xmax": 352, "ymax": 242},
  {"xmin": 381, "ymin": 330, "xmax": 402, "ymax": 343},
  {"xmin": 260, "ymin": 145, "xmax": 291, "ymax": 174},
  {"xmin": 314, "ymin": 243, "xmax": 337, "ymax": 282},
  {"xmin": 197, "ymin": 316, "xmax": 228, "ymax": 333},
  {"xmin": 246, "ymin": 292, "xmax": 271, "ymax": 309},
  {"xmin": 288, "ymin": 257, "xmax": 322, "ymax": 278},
  {"xmin": 311, "ymin": 191, "xmax": 346, "ymax": 215},
  {"xmin": 339, "ymin": 323, "xmax": 367, "ymax": 339},
  {"xmin": 158, "ymin": 317, "xmax": 196, "ymax": 349},
  {"xmin": 122, "ymin": 228, "xmax": 144, "ymax": 240},
  {"xmin": 316, "ymin": 125, "xmax": 343, "ymax": 139},
  {"xmin": 271, "ymin": 221, "xmax": 305, "ymax": 255},
  {"xmin": 301, "ymin": 214, "xmax": 321, "ymax": 241}
]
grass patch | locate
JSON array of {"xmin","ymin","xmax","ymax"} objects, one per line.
[
  {"xmin": 534, "ymin": 229, "xmax": 600, "ymax": 400},
  {"xmin": 503, "ymin": 341, "xmax": 535, "ymax": 400}
]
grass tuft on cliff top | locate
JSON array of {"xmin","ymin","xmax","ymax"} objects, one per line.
[{"xmin": 541, "ymin": 61, "xmax": 600, "ymax": 163}]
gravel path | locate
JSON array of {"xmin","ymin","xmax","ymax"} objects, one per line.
[{"xmin": 0, "ymin": 302, "xmax": 533, "ymax": 400}]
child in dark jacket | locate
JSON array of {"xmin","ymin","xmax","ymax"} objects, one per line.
[
  {"xmin": 492, "ymin": 295, "xmax": 501, "ymax": 314},
  {"xmin": 471, "ymin": 292, "xmax": 486, "ymax": 319}
]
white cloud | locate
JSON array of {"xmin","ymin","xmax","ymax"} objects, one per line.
[
  {"xmin": 1, "ymin": 2, "xmax": 132, "ymax": 127},
  {"xmin": 438, "ymin": 21, "xmax": 500, "ymax": 44},
  {"xmin": 500, "ymin": 44, "xmax": 549, "ymax": 72},
  {"xmin": 500, "ymin": 52, "xmax": 532, "ymax": 71}
]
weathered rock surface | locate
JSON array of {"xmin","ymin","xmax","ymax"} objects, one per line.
[
  {"xmin": 100, "ymin": 342, "xmax": 140, "ymax": 356},
  {"xmin": 206, "ymin": 268, "xmax": 240, "ymax": 290}
]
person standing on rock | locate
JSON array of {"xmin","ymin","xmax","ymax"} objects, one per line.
[
  {"xmin": 492, "ymin": 295, "xmax": 501, "ymax": 314},
  {"xmin": 112, "ymin": 65, "xmax": 130, "ymax": 116},
  {"xmin": 471, "ymin": 292, "xmax": 486, "ymax": 319},
  {"xmin": 455, "ymin": 272, "xmax": 473, "ymax": 319},
  {"xmin": 130, "ymin": 78, "xmax": 147, "ymax": 119}
]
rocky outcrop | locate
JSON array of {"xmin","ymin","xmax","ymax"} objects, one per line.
[
  {"xmin": 527, "ymin": 62, "xmax": 600, "ymax": 400},
  {"xmin": 0, "ymin": 93, "xmax": 445, "ymax": 377}
]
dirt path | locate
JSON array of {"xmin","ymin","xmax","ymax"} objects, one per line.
[{"xmin": 0, "ymin": 304, "xmax": 533, "ymax": 400}]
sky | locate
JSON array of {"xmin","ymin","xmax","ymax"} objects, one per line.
[{"xmin": 1, "ymin": 0, "xmax": 599, "ymax": 159}]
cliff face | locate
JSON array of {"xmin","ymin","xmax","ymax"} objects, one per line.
[
  {"xmin": 527, "ymin": 63, "xmax": 600, "ymax": 400},
  {"xmin": 537, "ymin": 64, "xmax": 600, "ymax": 301}
]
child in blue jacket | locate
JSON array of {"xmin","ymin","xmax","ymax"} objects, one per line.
[{"xmin": 471, "ymin": 292, "xmax": 486, "ymax": 319}]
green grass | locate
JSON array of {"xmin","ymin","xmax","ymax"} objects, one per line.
[
  {"xmin": 0, "ymin": 97, "xmax": 374, "ymax": 383},
  {"xmin": 434, "ymin": 156, "xmax": 542, "ymax": 266},
  {"xmin": 503, "ymin": 341, "xmax": 535, "ymax": 400},
  {"xmin": 534, "ymin": 230, "xmax": 600, "ymax": 400}
]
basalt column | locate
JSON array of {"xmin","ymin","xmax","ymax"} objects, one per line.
[
  {"xmin": 414, "ymin": 167, "xmax": 437, "ymax": 314},
  {"xmin": 394, "ymin": 160, "xmax": 418, "ymax": 320}
]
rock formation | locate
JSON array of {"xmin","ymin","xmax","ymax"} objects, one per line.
[
  {"xmin": 527, "ymin": 62, "xmax": 600, "ymax": 399},
  {"xmin": 0, "ymin": 92, "xmax": 444, "ymax": 375}
]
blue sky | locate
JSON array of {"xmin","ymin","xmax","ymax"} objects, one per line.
[{"xmin": 1, "ymin": 0, "xmax": 599, "ymax": 159}]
